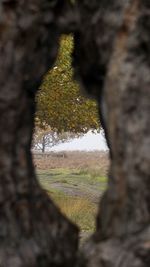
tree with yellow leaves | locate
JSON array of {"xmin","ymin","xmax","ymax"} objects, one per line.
[{"xmin": 36, "ymin": 36, "xmax": 100, "ymax": 134}]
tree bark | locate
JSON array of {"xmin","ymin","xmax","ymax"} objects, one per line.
[
  {"xmin": 73, "ymin": 1, "xmax": 150, "ymax": 266},
  {"xmin": 0, "ymin": 1, "xmax": 78, "ymax": 266},
  {"xmin": 0, "ymin": 0, "xmax": 150, "ymax": 267}
]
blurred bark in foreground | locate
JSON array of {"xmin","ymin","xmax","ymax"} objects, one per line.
[{"xmin": 0, "ymin": 0, "xmax": 149, "ymax": 266}]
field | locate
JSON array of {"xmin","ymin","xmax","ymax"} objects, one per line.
[
  {"xmin": 33, "ymin": 151, "xmax": 109, "ymax": 172},
  {"xmin": 34, "ymin": 151, "xmax": 109, "ymax": 241}
]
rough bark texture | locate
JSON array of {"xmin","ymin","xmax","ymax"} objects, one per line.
[
  {"xmin": 74, "ymin": 1, "xmax": 150, "ymax": 267},
  {"xmin": 0, "ymin": 0, "xmax": 150, "ymax": 267},
  {"xmin": 0, "ymin": 1, "xmax": 79, "ymax": 266}
]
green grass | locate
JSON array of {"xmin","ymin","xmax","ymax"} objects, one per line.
[
  {"xmin": 37, "ymin": 168, "xmax": 107, "ymax": 233},
  {"xmin": 38, "ymin": 168, "xmax": 107, "ymax": 187}
]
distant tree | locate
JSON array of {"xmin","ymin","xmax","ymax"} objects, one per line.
[
  {"xmin": 33, "ymin": 124, "xmax": 80, "ymax": 153},
  {"xmin": 36, "ymin": 35, "xmax": 100, "ymax": 134}
]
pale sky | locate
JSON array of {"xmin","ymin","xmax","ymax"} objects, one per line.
[{"xmin": 51, "ymin": 131, "xmax": 108, "ymax": 151}]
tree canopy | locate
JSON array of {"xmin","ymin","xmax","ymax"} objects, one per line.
[{"xmin": 36, "ymin": 35, "xmax": 100, "ymax": 133}]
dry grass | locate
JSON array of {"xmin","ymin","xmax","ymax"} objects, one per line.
[
  {"xmin": 33, "ymin": 151, "xmax": 109, "ymax": 176},
  {"xmin": 37, "ymin": 168, "xmax": 107, "ymax": 233},
  {"xmin": 35, "ymin": 151, "xmax": 109, "ymax": 235},
  {"xmin": 51, "ymin": 194, "xmax": 97, "ymax": 231}
]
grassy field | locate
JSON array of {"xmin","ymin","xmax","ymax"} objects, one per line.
[
  {"xmin": 35, "ymin": 151, "xmax": 109, "ymax": 241},
  {"xmin": 34, "ymin": 151, "xmax": 109, "ymax": 174},
  {"xmin": 37, "ymin": 168, "xmax": 107, "ymax": 234}
]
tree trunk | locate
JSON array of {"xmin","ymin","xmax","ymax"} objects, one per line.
[
  {"xmin": 0, "ymin": 1, "xmax": 78, "ymax": 266},
  {"xmin": 0, "ymin": 0, "xmax": 150, "ymax": 267},
  {"xmin": 74, "ymin": 1, "xmax": 150, "ymax": 266},
  {"xmin": 42, "ymin": 137, "xmax": 46, "ymax": 153}
]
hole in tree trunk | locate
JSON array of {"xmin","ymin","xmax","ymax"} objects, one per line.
[{"xmin": 32, "ymin": 34, "xmax": 109, "ymax": 244}]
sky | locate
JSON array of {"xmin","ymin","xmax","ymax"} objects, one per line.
[{"xmin": 51, "ymin": 131, "xmax": 108, "ymax": 151}]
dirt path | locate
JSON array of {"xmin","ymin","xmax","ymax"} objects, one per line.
[{"xmin": 50, "ymin": 182, "xmax": 104, "ymax": 203}]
